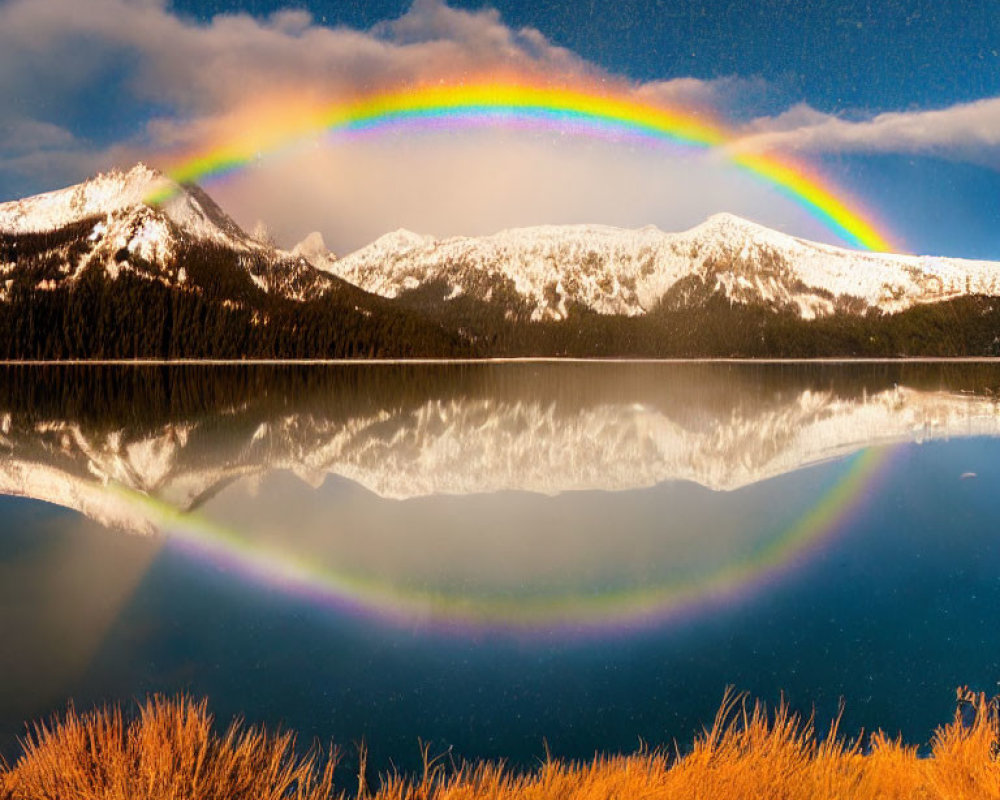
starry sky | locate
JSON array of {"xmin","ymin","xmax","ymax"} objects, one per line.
[
  {"xmin": 172, "ymin": 0, "xmax": 1000, "ymax": 112},
  {"xmin": 1, "ymin": 0, "xmax": 998, "ymax": 257}
]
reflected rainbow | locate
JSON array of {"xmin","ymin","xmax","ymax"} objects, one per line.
[
  {"xmin": 109, "ymin": 446, "xmax": 896, "ymax": 637},
  {"xmin": 152, "ymin": 82, "xmax": 894, "ymax": 251}
]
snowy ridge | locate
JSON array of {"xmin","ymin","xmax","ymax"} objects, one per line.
[
  {"xmin": 330, "ymin": 214, "xmax": 1000, "ymax": 320},
  {"xmin": 2, "ymin": 383, "xmax": 999, "ymax": 534},
  {"xmin": 218, "ymin": 385, "xmax": 1000, "ymax": 497},
  {"xmin": 0, "ymin": 165, "xmax": 342, "ymax": 304},
  {"xmin": 6, "ymin": 167, "xmax": 999, "ymax": 324},
  {"xmin": 0, "ymin": 165, "xmax": 257, "ymax": 294},
  {"xmin": 0, "ymin": 164, "xmax": 255, "ymax": 251}
]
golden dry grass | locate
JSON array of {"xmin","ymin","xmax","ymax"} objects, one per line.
[
  {"xmin": 0, "ymin": 696, "xmax": 336, "ymax": 800},
  {"xmin": 1, "ymin": 689, "xmax": 997, "ymax": 800}
]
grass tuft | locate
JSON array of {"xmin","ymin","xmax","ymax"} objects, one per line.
[{"xmin": 2, "ymin": 688, "xmax": 998, "ymax": 799}]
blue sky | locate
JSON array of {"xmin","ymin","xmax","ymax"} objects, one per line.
[
  {"xmin": 0, "ymin": 0, "xmax": 998, "ymax": 257},
  {"xmin": 172, "ymin": 0, "xmax": 1000, "ymax": 112}
]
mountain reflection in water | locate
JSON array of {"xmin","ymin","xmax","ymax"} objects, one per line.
[{"xmin": 2, "ymin": 362, "xmax": 999, "ymax": 518}]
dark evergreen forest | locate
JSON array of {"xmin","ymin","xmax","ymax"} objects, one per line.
[
  {"xmin": 3, "ymin": 224, "xmax": 1000, "ymax": 359},
  {"xmin": 0, "ymin": 230, "xmax": 467, "ymax": 359},
  {"xmin": 394, "ymin": 285, "xmax": 1000, "ymax": 358}
]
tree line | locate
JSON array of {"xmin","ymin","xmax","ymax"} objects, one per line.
[
  {"xmin": 0, "ymin": 234, "xmax": 467, "ymax": 360},
  {"xmin": 3, "ymin": 223, "xmax": 1000, "ymax": 359}
]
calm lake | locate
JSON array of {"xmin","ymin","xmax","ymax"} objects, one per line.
[{"xmin": 2, "ymin": 362, "xmax": 999, "ymax": 774}]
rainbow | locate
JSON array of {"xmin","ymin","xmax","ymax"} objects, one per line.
[
  {"xmin": 152, "ymin": 82, "xmax": 895, "ymax": 252},
  {"xmin": 110, "ymin": 446, "xmax": 896, "ymax": 637}
]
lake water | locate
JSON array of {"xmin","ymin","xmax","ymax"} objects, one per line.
[{"xmin": 2, "ymin": 362, "xmax": 999, "ymax": 774}]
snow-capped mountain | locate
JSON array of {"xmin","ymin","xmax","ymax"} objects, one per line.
[
  {"xmin": 0, "ymin": 165, "xmax": 467, "ymax": 359},
  {"xmin": 330, "ymin": 214, "xmax": 1000, "ymax": 320},
  {"xmin": 0, "ymin": 164, "xmax": 338, "ymax": 302},
  {"xmin": 4, "ymin": 165, "xmax": 1000, "ymax": 359},
  {"xmin": 0, "ymin": 163, "xmax": 255, "ymax": 253},
  {"xmin": 2, "ymin": 368, "xmax": 999, "ymax": 534}
]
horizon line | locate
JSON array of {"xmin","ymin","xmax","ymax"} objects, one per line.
[{"xmin": 2, "ymin": 357, "xmax": 1000, "ymax": 366}]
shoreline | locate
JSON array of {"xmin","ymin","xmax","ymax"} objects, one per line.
[{"xmin": 3, "ymin": 356, "xmax": 1000, "ymax": 366}]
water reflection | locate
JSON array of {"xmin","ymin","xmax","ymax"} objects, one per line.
[
  {"xmin": 0, "ymin": 506, "xmax": 161, "ymax": 737},
  {"xmin": 2, "ymin": 363, "xmax": 999, "ymax": 511},
  {"xmin": 2, "ymin": 363, "xmax": 1000, "ymax": 767},
  {"xmin": 1, "ymin": 363, "xmax": 999, "ymax": 633}
]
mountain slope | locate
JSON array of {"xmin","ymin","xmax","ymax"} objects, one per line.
[
  {"xmin": 0, "ymin": 166, "xmax": 467, "ymax": 359},
  {"xmin": 0, "ymin": 164, "xmax": 233, "ymax": 240},
  {"xmin": 0, "ymin": 164, "xmax": 334, "ymax": 300},
  {"xmin": 3, "ymin": 166, "xmax": 1000, "ymax": 359},
  {"xmin": 330, "ymin": 214, "xmax": 1000, "ymax": 321}
]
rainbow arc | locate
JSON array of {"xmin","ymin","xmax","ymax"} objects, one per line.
[
  {"xmin": 110, "ymin": 446, "xmax": 896, "ymax": 636},
  {"xmin": 153, "ymin": 81, "xmax": 895, "ymax": 252}
]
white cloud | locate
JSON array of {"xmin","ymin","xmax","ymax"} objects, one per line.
[
  {"xmin": 731, "ymin": 97, "xmax": 1000, "ymax": 167},
  {"xmin": 0, "ymin": 0, "xmax": 592, "ymax": 115},
  {"xmin": 635, "ymin": 75, "xmax": 776, "ymax": 119},
  {"xmin": 0, "ymin": 118, "xmax": 113, "ymax": 192},
  {"xmin": 0, "ymin": 119, "xmax": 78, "ymax": 157}
]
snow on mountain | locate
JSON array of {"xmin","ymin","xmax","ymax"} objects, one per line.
[
  {"xmin": 290, "ymin": 231, "xmax": 336, "ymax": 269},
  {"xmin": 0, "ymin": 164, "xmax": 258, "ymax": 297},
  {"xmin": 283, "ymin": 384, "xmax": 1000, "ymax": 498},
  {"xmin": 329, "ymin": 214, "xmax": 1000, "ymax": 320},
  {"xmin": 0, "ymin": 164, "xmax": 256, "ymax": 252},
  {"xmin": 8, "ymin": 166, "xmax": 998, "ymax": 327},
  {"xmin": 0, "ymin": 164, "xmax": 350, "ymax": 304},
  {"xmin": 2, "ymin": 381, "xmax": 999, "ymax": 535}
]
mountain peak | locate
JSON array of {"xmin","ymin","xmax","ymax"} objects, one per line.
[
  {"xmin": 114, "ymin": 161, "xmax": 167, "ymax": 188},
  {"xmin": 0, "ymin": 163, "xmax": 172, "ymax": 235},
  {"xmin": 688, "ymin": 212, "xmax": 776, "ymax": 239},
  {"xmin": 0, "ymin": 163, "xmax": 257, "ymax": 253},
  {"xmin": 361, "ymin": 228, "xmax": 436, "ymax": 254},
  {"xmin": 291, "ymin": 231, "xmax": 335, "ymax": 266},
  {"xmin": 703, "ymin": 211, "xmax": 754, "ymax": 225},
  {"xmin": 388, "ymin": 228, "xmax": 435, "ymax": 247}
]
